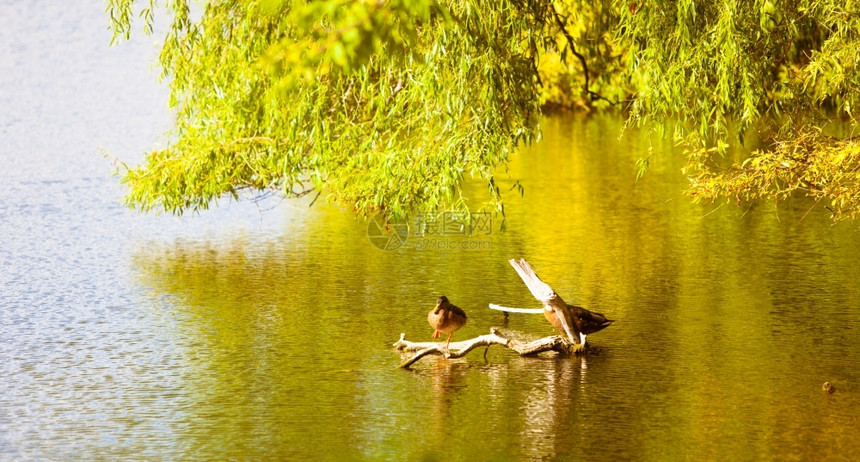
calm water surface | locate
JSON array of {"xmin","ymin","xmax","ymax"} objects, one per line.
[{"xmin": 2, "ymin": 2, "xmax": 859, "ymax": 460}]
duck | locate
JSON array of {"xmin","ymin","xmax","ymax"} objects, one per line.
[
  {"xmin": 508, "ymin": 258, "xmax": 614, "ymax": 346},
  {"xmin": 428, "ymin": 295, "xmax": 467, "ymax": 348},
  {"xmin": 545, "ymin": 304, "xmax": 614, "ymax": 346}
]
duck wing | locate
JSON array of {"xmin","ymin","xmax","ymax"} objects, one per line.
[
  {"xmin": 569, "ymin": 305, "xmax": 614, "ymax": 334},
  {"xmin": 508, "ymin": 258, "xmax": 580, "ymax": 344}
]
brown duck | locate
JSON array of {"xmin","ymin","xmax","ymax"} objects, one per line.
[
  {"xmin": 428, "ymin": 296, "xmax": 467, "ymax": 347},
  {"xmin": 545, "ymin": 304, "xmax": 614, "ymax": 346},
  {"xmin": 509, "ymin": 258, "xmax": 614, "ymax": 346}
]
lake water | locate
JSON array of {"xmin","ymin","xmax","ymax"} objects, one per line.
[{"xmin": 2, "ymin": 2, "xmax": 859, "ymax": 460}]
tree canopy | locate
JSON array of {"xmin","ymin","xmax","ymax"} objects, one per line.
[{"xmin": 109, "ymin": 0, "xmax": 860, "ymax": 221}]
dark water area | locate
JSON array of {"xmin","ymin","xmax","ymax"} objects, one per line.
[{"xmin": 2, "ymin": 2, "xmax": 859, "ymax": 460}]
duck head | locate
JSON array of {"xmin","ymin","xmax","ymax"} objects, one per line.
[{"xmin": 434, "ymin": 295, "xmax": 449, "ymax": 313}]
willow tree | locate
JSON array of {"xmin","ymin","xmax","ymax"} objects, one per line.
[
  {"xmin": 110, "ymin": 0, "xmax": 860, "ymax": 221},
  {"xmin": 109, "ymin": 0, "xmax": 557, "ymax": 220},
  {"xmin": 619, "ymin": 0, "xmax": 860, "ymax": 220}
]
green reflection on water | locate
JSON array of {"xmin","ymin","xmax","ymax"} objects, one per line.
[{"xmin": 132, "ymin": 115, "xmax": 860, "ymax": 460}]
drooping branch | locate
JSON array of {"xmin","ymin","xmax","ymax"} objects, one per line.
[
  {"xmin": 550, "ymin": 3, "xmax": 622, "ymax": 107},
  {"xmin": 551, "ymin": 3, "xmax": 590, "ymax": 102},
  {"xmin": 393, "ymin": 328, "xmax": 583, "ymax": 368}
]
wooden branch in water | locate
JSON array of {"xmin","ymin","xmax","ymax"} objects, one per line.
[
  {"xmin": 488, "ymin": 303, "xmax": 544, "ymax": 314},
  {"xmin": 392, "ymin": 328, "xmax": 584, "ymax": 368}
]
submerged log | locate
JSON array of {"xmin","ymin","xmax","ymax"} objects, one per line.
[{"xmin": 393, "ymin": 328, "xmax": 586, "ymax": 368}]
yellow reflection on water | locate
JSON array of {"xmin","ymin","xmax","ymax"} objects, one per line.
[{"xmin": 130, "ymin": 115, "xmax": 860, "ymax": 460}]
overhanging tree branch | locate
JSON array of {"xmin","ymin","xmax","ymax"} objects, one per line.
[
  {"xmin": 550, "ymin": 2, "xmax": 622, "ymax": 107},
  {"xmin": 551, "ymin": 3, "xmax": 589, "ymax": 102}
]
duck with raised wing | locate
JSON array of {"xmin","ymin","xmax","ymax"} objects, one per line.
[{"xmin": 504, "ymin": 258, "xmax": 614, "ymax": 346}]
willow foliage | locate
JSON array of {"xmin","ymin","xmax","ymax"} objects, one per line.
[
  {"xmin": 110, "ymin": 0, "xmax": 557, "ymax": 219},
  {"xmin": 618, "ymin": 0, "xmax": 860, "ymax": 219},
  {"xmin": 110, "ymin": 0, "xmax": 860, "ymax": 221}
]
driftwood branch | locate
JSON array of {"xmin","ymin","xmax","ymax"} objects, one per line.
[
  {"xmin": 393, "ymin": 328, "xmax": 585, "ymax": 368},
  {"xmin": 488, "ymin": 303, "xmax": 544, "ymax": 314}
]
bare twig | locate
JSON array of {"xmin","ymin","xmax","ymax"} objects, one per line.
[{"xmin": 488, "ymin": 303, "xmax": 544, "ymax": 314}]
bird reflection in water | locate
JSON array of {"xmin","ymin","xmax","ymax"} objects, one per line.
[{"xmin": 483, "ymin": 355, "xmax": 591, "ymax": 460}]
